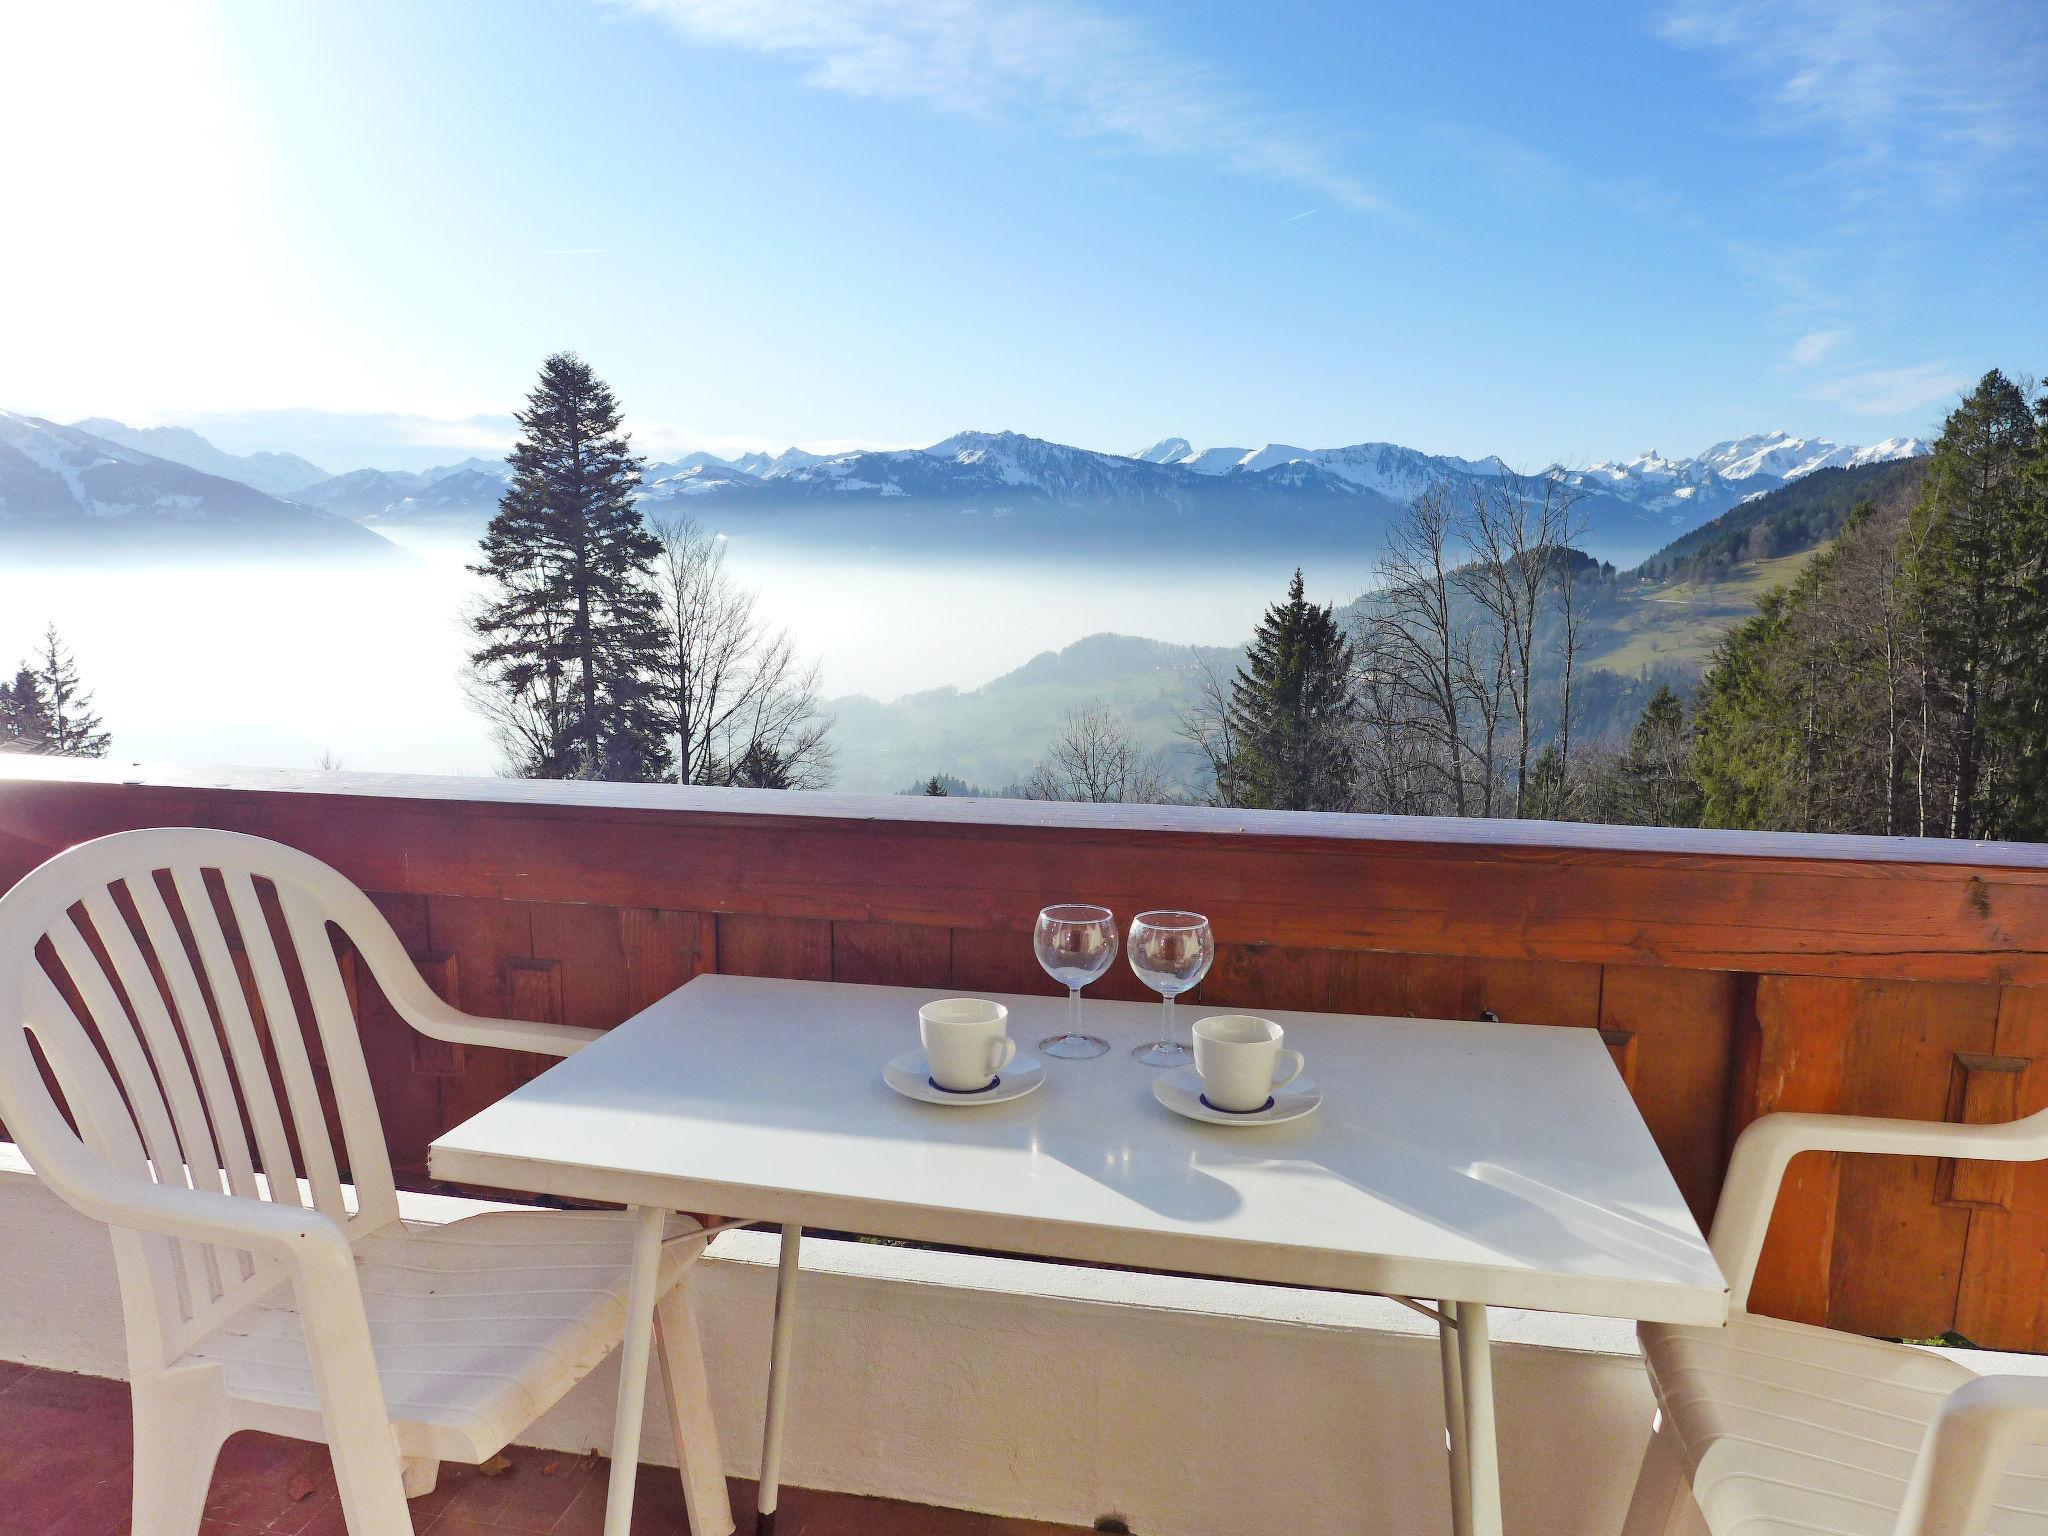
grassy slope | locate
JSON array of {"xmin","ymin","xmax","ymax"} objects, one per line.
[{"xmin": 1586, "ymin": 548, "xmax": 1821, "ymax": 676}]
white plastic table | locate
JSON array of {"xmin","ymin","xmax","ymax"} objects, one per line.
[{"xmin": 430, "ymin": 974, "xmax": 1727, "ymax": 1536}]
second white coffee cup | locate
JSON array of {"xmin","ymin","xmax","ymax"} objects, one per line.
[
  {"xmin": 1192, "ymin": 1014, "xmax": 1305, "ymax": 1113},
  {"xmin": 918, "ymin": 998, "xmax": 1016, "ymax": 1092}
]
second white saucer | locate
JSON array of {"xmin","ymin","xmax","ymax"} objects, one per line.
[
  {"xmin": 884, "ymin": 1048, "xmax": 1046, "ymax": 1106},
  {"xmin": 1153, "ymin": 1066, "xmax": 1321, "ymax": 1126}
]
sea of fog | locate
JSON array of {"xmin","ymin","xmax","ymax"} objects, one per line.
[{"xmin": 0, "ymin": 531, "xmax": 1379, "ymax": 781}]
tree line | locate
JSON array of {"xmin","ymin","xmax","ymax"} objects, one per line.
[
  {"xmin": 1675, "ymin": 369, "xmax": 2048, "ymax": 840},
  {"xmin": 0, "ymin": 625, "xmax": 109, "ymax": 758},
  {"xmin": 467, "ymin": 353, "xmax": 834, "ymax": 788}
]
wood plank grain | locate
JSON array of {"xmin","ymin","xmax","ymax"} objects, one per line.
[
  {"xmin": 1743, "ymin": 975, "xmax": 1854, "ymax": 1327},
  {"xmin": 423, "ymin": 894, "xmax": 536, "ymax": 1135},
  {"xmin": 1957, "ymin": 986, "xmax": 2048, "ymax": 1349},
  {"xmin": 1600, "ymin": 965, "xmax": 1742, "ymax": 1227},
  {"xmin": 831, "ymin": 921, "xmax": 950, "ymax": 989},
  {"xmin": 716, "ymin": 913, "xmax": 831, "ymax": 981},
  {"xmin": 1825, "ymin": 979, "xmax": 1998, "ymax": 1339}
]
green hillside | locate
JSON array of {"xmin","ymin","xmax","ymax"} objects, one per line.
[{"xmin": 1637, "ymin": 457, "xmax": 1928, "ymax": 581}]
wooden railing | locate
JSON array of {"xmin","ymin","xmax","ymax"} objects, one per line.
[{"xmin": 4, "ymin": 759, "xmax": 2048, "ymax": 1349}]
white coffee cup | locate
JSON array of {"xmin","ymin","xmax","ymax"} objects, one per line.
[
  {"xmin": 918, "ymin": 998, "xmax": 1016, "ymax": 1093},
  {"xmin": 1192, "ymin": 1014, "xmax": 1305, "ymax": 1113}
]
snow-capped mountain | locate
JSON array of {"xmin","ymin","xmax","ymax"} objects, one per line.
[
  {"xmin": 0, "ymin": 412, "xmax": 400, "ymax": 559},
  {"xmin": 69, "ymin": 418, "xmax": 332, "ymax": 497},
  {"xmin": 1571, "ymin": 431, "xmax": 1929, "ymax": 523},
  {"xmin": 1134, "ymin": 429, "xmax": 1926, "ymax": 531},
  {"xmin": 294, "ymin": 459, "xmax": 515, "ymax": 524}
]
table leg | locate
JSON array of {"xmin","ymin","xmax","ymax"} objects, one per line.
[
  {"xmin": 756, "ymin": 1225, "xmax": 803, "ymax": 1536},
  {"xmin": 604, "ymin": 1205, "xmax": 667, "ymax": 1536},
  {"xmin": 1457, "ymin": 1302, "xmax": 1504, "ymax": 1536},
  {"xmin": 1437, "ymin": 1302, "xmax": 1471, "ymax": 1536}
]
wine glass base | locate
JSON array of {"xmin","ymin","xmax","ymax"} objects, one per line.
[
  {"xmin": 1038, "ymin": 1032, "xmax": 1110, "ymax": 1060},
  {"xmin": 1131, "ymin": 1039, "xmax": 1192, "ymax": 1067}
]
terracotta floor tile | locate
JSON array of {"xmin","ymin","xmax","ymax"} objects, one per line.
[
  {"xmin": 428, "ymin": 1444, "xmax": 601, "ymax": 1532},
  {"xmin": 795, "ymin": 1491, "xmax": 991, "ymax": 1536}
]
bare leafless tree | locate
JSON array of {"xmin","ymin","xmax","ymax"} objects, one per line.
[
  {"xmin": 1364, "ymin": 483, "xmax": 1474, "ymax": 814},
  {"xmin": 1174, "ymin": 654, "xmax": 1246, "ymax": 807},
  {"xmin": 1456, "ymin": 468, "xmax": 1586, "ymax": 816},
  {"xmin": 648, "ymin": 514, "xmax": 835, "ymax": 789},
  {"xmin": 1022, "ymin": 699, "xmax": 1173, "ymax": 804}
]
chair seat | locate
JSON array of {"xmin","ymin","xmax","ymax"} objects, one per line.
[
  {"xmin": 1643, "ymin": 1311, "xmax": 2048, "ymax": 1535},
  {"xmin": 185, "ymin": 1208, "xmax": 701, "ymax": 1463}
]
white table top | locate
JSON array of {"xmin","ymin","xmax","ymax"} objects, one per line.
[{"xmin": 430, "ymin": 974, "xmax": 1728, "ymax": 1324}]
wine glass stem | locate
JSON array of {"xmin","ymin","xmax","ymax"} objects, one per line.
[
  {"xmin": 1161, "ymin": 992, "xmax": 1175, "ymax": 1049},
  {"xmin": 1068, "ymin": 985, "xmax": 1081, "ymax": 1039}
]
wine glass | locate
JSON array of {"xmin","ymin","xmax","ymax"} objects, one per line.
[
  {"xmin": 1033, "ymin": 904, "xmax": 1117, "ymax": 1059},
  {"xmin": 1128, "ymin": 910, "xmax": 1214, "ymax": 1066}
]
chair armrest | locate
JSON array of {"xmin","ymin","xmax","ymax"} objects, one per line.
[
  {"xmin": 390, "ymin": 987, "xmax": 602, "ymax": 1058},
  {"xmin": 1896, "ymin": 1375, "xmax": 2048, "ymax": 1536},
  {"xmin": 1713, "ymin": 1110, "xmax": 2048, "ymax": 1309}
]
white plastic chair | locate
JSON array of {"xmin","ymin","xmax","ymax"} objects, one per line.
[
  {"xmin": 1624, "ymin": 1105, "xmax": 2048, "ymax": 1536},
  {"xmin": 0, "ymin": 828, "xmax": 733, "ymax": 1536}
]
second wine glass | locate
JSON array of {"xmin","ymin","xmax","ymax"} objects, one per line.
[
  {"xmin": 1128, "ymin": 910, "xmax": 1214, "ymax": 1066},
  {"xmin": 1033, "ymin": 904, "xmax": 1118, "ymax": 1059}
]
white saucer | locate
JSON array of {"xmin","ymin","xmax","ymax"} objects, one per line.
[
  {"xmin": 1153, "ymin": 1066, "xmax": 1321, "ymax": 1126},
  {"xmin": 884, "ymin": 1049, "xmax": 1046, "ymax": 1106}
]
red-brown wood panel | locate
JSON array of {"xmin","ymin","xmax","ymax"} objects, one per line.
[
  {"xmin": 1957, "ymin": 986, "xmax": 2048, "ymax": 1349},
  {"xmin": 830, "ymin": 920, "xmax": 951, "ymax": 988},
  {"xmin": 1744, "ymin": 975, "xmax": 1855, "ymax": 1326},
  {"xmin": 1600, "ymin": 965, "xmax": 1743, "ymax": 1227},
  {"xmin": 716, "ymin": 912, "xmax": 831, "ymax": 981},
  {"xmin": 422, "ymin": 894, "xmax": 538, "ymax": 1132},
  {"xmin": 1825, "ymin": 979, "xmax": 2000, "ymax": 1338}
]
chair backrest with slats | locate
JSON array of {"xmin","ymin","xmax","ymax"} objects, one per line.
[{"xmin": 0, "ymin": 829, "xmax": 402, "ymax": 1369}]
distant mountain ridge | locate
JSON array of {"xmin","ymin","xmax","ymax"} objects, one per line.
[
  {"xmin": 68, "ymin": 418, "xmax": 331, "ymax": 498},
  {"xmin": 37, "ymin": 416, "xmax": 1931, "ymax": 570},
  {"xmin": 0, "ymin": 412, "xmax": 401, "ymax": 560}
]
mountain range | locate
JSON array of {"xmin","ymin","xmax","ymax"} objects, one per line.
[
  {"xmin": 0, "ymin": 412, "xmax": 400, "ymax": 561},
  {"xmin": 275, "ymin": 425, "xmax": 1925, "ymax": 567},
  {"xmin": 2, "ymin": 411, "xmax": 1928, "ymax": 567}
]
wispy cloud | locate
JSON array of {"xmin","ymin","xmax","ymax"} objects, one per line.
[
  {"xmin": 1784, "ymin": 327, "xmax": 1849, "ymax": 368},
  {"xmin": 617, "ymin": 0, "xmax": 1396, "ymax": 217},
  {"xmin": 1804, "ymin": 361, "xmax": 1967, "ymax": 416},
  {"xmin": 1658, "ymin": 0, "xmax": 2048, "ymax": 194},
  {"xmin": 1280, "ymin": 208, "xmax": 1318, "ymax": 225}
]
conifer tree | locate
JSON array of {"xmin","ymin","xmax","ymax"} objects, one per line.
[
  {"xmin": 28, "ymin": 627, "xmax": 110, "ymax": 757},
  {"xmin": 470, "ymin": 353, "xmax": 671, "ymax": 781},
  {"xmin": 1614, "ymin": 685, "xmax": 1701, "ymax": 828},
  {"xmin": 1904, "ymin": 370, "xmax": 2043, "ymax": 838},
  {"xmin": 1225, "ymin": 569, "xmax": 1361, "ymax": 810}
]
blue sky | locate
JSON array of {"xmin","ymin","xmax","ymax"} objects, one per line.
[{"xmin": 2, "ymin": 0, "xmax": 2041, "ymax": 471}]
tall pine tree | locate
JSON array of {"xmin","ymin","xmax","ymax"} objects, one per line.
[
  {"xmin": 470, "ymin": 354, "xmax": 671, "ymax": 781},
  {"xmin": 1225, "ymin": 569, "xmax": 1361, "ymax": 810},
  {"xmin": 1904, "ymin": 369, "xmax": 2043, "ymax": 838}
]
